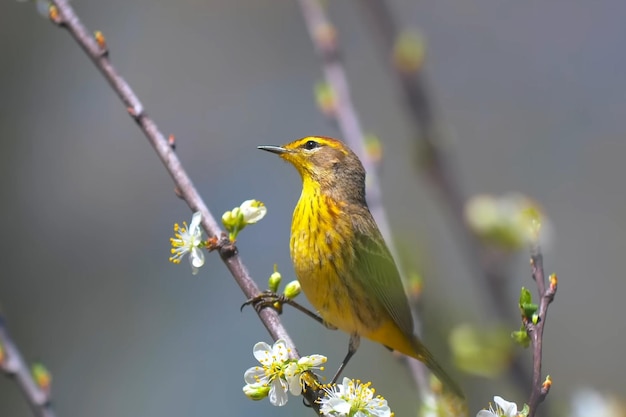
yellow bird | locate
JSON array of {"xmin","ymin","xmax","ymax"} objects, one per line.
[{"xmin": 258, "ymin": 136, "xmax": 463, "ymax": 398}]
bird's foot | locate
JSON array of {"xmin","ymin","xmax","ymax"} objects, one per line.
[{"xmin": 241, "ymin": 291, "xmax": 286, "ymax": 314}]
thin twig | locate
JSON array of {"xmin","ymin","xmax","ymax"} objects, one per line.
[
  {"xmin": 0, "ymin": 315, "xmax": 55, "ymax": 417},
  {"xmin": 525, "ymin": 247, "xmax": 556, "ymax": 417},
  {"xmin": 297, "ymin": 0, "xmax": 432, "ymax": 400},
  {"xmin": 357, "ymin": 0, "xmax": 535, "ymax": 392},
  {"xmin": 46, "ymin": 0, "xmax": 323, "ymax": 412}
]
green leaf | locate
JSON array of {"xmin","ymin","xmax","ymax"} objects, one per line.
[
  {"xmin": 521, "ymin": 302, "xmax": 539, "ymax": 320},
  {"xmin": 511, "ymin": 326, "xmax": 531, "ymax": 348},
  {"xmin": 519, "ymin": 287, "xmax": 538, "ymax": 320},
  {"xmin": 519, "ymin": 287, "xmax": 533, "ymax": 305}
]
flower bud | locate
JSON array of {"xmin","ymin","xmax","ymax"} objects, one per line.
[
  {"xmin": 268, "ymin": 264, "xmax": 282, "ymax": 293},
  {"xmin": 283, "ymin": 280, "xmax": 301, "ymax": 299},
  {"xmin": 240, "ymin": 200, "xmax": 267, "ymax": 224},
  {"xmin": 31, "ymin": 363, "xmax": 52, "ymax": 393},
  {"xmin": 243, "ymin": 383, "xmax": 270, "ymax": 401},
  {"xmin": 393, "ymin": 30, "xmax": 426, "ymax": 75},
  {"xmin": 221, "ymin": 210, "xmax": 235, "ymax": 229},
  {"xmin": 315, "ymin": 81, "xmax": 338, "ymax": 117},
  {"xmin": 231, "ymin": 207, "xmax": 243, "ymax": 224}
]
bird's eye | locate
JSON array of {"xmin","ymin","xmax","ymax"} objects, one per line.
[{"xmin": 303, "ymin": 140, "xmax": 319, "ymax": 150}]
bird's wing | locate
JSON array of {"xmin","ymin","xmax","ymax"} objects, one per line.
[{"xmin": 353, "ymin": 229, "xmax": 415, "ymax": 337}]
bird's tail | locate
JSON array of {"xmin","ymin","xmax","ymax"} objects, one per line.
[
  {"xmin": 411, "ymin": 336, "xmax": 465, "ymax": 400},
  {"xmin": 365, "ymin": 322, "xmax": 465, "ymax": 399}
]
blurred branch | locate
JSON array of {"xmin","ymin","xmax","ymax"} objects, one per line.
[
  {"xmin": 525, "ymin": 247, "xmax": 556, "ymax": 417},
  {"xmin": 358, "ymin": 0, "xmax": 508, "ymax": 315},
  {"xmin": 45, "ymin": 0, "xmax": 323, "ymax": 412},
  {"xmin": 357, "ymin": 0, "xmax": 535, "ymax": 391},
  {"xmin": 0, "ymin": 315, "xmax": 55, "ymax": 417},
  {"xmin": 358, "ymin": 0, "xmax": 437, "ymax": 147},
  {"xmin": 297, "ymin": 0, "xmax": 432, "ymax": 398}
]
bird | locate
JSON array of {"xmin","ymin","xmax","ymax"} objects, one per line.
[{"xmin": 258, "ymin": 136, "xmax": 463, "ymax": 398}]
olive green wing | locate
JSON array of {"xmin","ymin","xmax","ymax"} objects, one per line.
[
  {"xmin": 353, "ymin": 229, "xmax": 415, "ymax": 337},
  {"xmin": 354, "ymin": 223, "xmax": 466, "ymax": 399}
]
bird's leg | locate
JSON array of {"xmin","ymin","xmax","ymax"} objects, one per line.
[
  {"xmin": 241, "ymin": 291, "xmax": 327, "ymax": 326},
  {"xmin": 331, "ymin": 334, "xmax": 361, "ymax": 383}
]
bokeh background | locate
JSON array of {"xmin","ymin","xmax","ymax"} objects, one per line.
[{"xmin": 1, "ymin": 0, "xmax": 625, "ymax": 416}]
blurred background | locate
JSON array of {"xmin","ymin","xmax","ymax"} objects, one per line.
[{"xmin": 1, "ymin": 0, "xmax": 625, "ymax": 416}]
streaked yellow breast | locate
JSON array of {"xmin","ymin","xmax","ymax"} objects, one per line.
[{"xmin": 289, "ymin": 182, "xmax": 380, "ymax": 334}]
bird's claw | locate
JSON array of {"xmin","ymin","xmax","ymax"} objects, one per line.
[{"xmin": 241, "ymin": 291, "xmax": 286, "ymax": 314}]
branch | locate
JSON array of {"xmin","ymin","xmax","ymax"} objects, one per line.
[
  {"xmin": 0, "ymin": 315, "xmax": 55, "ymax": 417},
  {"xmin": 296, "ymin": 0, "xmax": 432, "ymax": 400},
  {"xmin": 357, "ymin": 0, "xmax": 535, "ymax": 391},
  {"xmin": 525, "ymin": 246, "xmax": 556, "ymax": 417},
  {"xmin": 45, "ymin": 0, "xmax": 323, "ymax": 412},
  {"xmin": 358, "ymin": 0, "xmax": 512, "ymax": 317}
]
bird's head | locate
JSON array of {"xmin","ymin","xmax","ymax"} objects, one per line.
[{"xmin": 258, "ymin": 136, "xmax": 366, "ymax": 200}]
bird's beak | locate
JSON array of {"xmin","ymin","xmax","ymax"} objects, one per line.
[{"xmin": 257, "ymin": 145, "xmax": 288, "ymax": 155}]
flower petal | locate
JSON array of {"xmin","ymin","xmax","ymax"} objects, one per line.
[
  {"xmin": 189, "ymin": 211, "xmax": 202, "ymax": 230},
  {"xmin": 244, "ymin": 366, "xmax": 267, "ymax": 385},
  {"xmin": 268, "ymin": 378, "xmax": 289, "ymax": 406},
  {"xmin": 284, "ymin": 363, "xmax": 302, "ymax": 395},
  {"xmin": 272, "ymin": 339, "xmax": 290, "ymax": 362},
  {"xmin": 367, "ymin": 402, "xmax": 391, "ymax": 417},
  {"xmin": 494, "ymin": 396, "xmax": 518, "ymax": 417},
  {"xmin": 298, "ymin": 354, "xmax": 327, "ymax": 367},
  {"xmin": 326, "ymin": 397, "xmax": 351, "ymax": 414},
  {"xmin": 252, "ymin": 342, "xmax": 272, "ymax": 364},
  {"xmin": 190, "ymin": 247, "xmax": 205, "ymax": 268},
  {"xmin": 288, "ymin": 377, "xmax": 302, "ymax": 396}
]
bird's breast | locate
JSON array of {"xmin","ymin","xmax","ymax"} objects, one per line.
[{"xmin": 290, "ymin": 191, "xmax": 380, "ymax": 333}]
